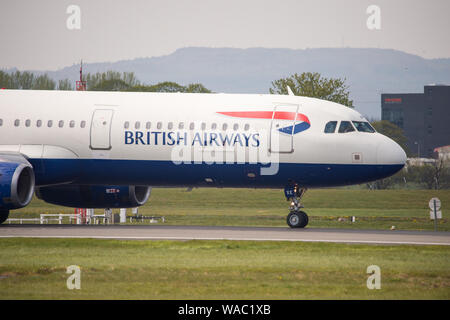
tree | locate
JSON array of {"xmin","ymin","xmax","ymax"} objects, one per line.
[
  {"xmin": 9, "ymin": 71, "xmax": 22, "ymax": 88},
  {"xmin": 368, "ymin": 168, "xmax": 407, "ymax": 189},
  {"xmin": 439, "ymin": 164, "xmax": 450, "ymax": 189},
  {"xmin": 0, "ymin": 70, "xmax": 13, "ymax": 88},
  {"xmin": 135, "ymin": 81, "xmax": 185, "ymax": 93},
  {"xmin": 126, "ymin": 81, "xmax": 212, "ymax": 93},
  {"xmin": 1, "ymin": 70, "xmax": 37, "ymax": 89},
  {"xmin": 57, "ymin": 79, "xmax": 73, "ymax": 90},
  {"xmin": 433, "ymin": 158, "xmax": 448, "ymax": 190},
  {"xmin": 1, "ymin": 69, "xmax": 212, "ymax": 94},
  {"xmin": 409, "ymin": 159, "xmax": 449, "ymax": 190},
  {"xmin": 16, "ymin": 71, "xmax": 35, "ymax": 89},
  {"xmin": 1, "ymin": 71, "xmax": 62, "ymax": 90},
  {"xmin": 269, "ymin": 72, "xmax": 353, "ymax": 107},
  {"xmin": 32, "ymin": 74, "xmax": 56, "ymax": 90},
  {"xmin": 84, "ymin": 71, "xmax": 139, "ymax": 91},
  {"xmin": 371, "ymin": 120, "xmax": 410, "ymax": 156},
  {"xmin": 90, "ymin": 79, "xmax": 131, "ymax": 91},
  {"xmin": 408, "ymin": 165, "xmax": 437, "ymax": 189},
  {"xmin": 185, "ymin": 83, "xmax": 212, "ymax": 93}
]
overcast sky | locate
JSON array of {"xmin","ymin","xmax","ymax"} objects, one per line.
[{"xmin": 1, "ymin": 0, "xmax": 449, "ymax": 71}]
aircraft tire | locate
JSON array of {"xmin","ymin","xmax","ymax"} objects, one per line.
[{"xmin": 287, "ymin": 211, "xmax": 308, "ymax": 228}]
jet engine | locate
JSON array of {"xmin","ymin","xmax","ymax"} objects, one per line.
[
  {"xmin": 0, "ymin": 155, "xmax": 35, "ymax": 223},
  {"xmin": 0, "ymin": 156, "xmax": 35, "ymax": 210}
]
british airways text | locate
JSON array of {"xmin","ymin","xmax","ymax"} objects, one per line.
[{"xmin": 124, "ymin": 131, "xmax": 260, "ymax": 147}]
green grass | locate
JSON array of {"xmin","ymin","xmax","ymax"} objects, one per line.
[
  {"xmin": 0, "ymin": 238, "xmax": 449, "ymax": 299},
  {"xmin": 3, "ymin": 189, "xmax": 449, "ymax": 300},
  {"xmin": 10, "ymin": 188, "xmax": 450, "ymax": 231}
]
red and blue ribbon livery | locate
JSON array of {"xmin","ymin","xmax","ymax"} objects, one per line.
[{"xmin": 217, "ymin": 111, "xmax": 311, "ymax": 134}]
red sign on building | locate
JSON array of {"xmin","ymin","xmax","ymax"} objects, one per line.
[{"xmin": 384, "ymin": 98, "xmax": 402, "ymax": 103}]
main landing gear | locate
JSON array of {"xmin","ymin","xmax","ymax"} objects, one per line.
[{"xmin": 284, "ymin": 183, "xmax": 308, "ymax": 228}]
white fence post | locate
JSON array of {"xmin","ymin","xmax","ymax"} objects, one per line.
[{"xmin": 119, "ymin": 208, "xmax": 126, "ymax": 223}]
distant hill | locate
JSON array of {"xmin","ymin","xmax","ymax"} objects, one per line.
[{"xmin": 13, "ymin": 47, "xmax": 450, "ymax": 119}]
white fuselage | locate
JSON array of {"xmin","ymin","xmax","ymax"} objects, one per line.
[{"xmin": 0, "ymin": 89, "xmax": 406, "ymax": 188}]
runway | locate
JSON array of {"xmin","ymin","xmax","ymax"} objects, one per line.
[{"xmin": 1, "ymin": 224, "xmax": 450, "ymax": 245}]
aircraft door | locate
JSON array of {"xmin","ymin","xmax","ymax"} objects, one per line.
[
  {"xmin": 270, "ymin": 104, "xmax": 298, "ymax": 153},
  {"xmin": 90, "ymin": 109, "xmax": 114, "ymax": 150}
]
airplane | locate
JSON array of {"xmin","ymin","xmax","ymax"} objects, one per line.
[{"xmin": 0, "ymin": 89, "xmax": 406, "ymax": 228}]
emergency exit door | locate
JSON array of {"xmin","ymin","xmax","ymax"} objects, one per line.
[
  {"xmin": 90, "ymin": 109, "xmax": 114, "ymax": 150},
  {"xmin": 270, "ymin": 104, "xmax": 299, "ymax": 153}
]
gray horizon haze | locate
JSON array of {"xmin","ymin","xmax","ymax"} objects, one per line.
[{"xmin": 1, "ymin": 0, "xmax": 449, "ymax": 71}]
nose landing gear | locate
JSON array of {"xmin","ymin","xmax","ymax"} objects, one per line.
[{"xmin": 284, "ymin": 183, "xmax": 308, "ymax": 228}]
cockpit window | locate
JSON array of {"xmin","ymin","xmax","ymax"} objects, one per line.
[
  {"xmin": 324, "ymin": 121, "xmax": 337, "ymax": 133},
  {"xmin": 352, "ymin": 121, "xmax": 376, "ymax": 133},
  {"xmin": 338, "ymin": 121, "xmax": 355, "ymax": 133}
]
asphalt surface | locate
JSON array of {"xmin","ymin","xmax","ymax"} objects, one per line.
[{"xmin": 1, "ymin": 224, "xmax": 450, "ymax": 245}]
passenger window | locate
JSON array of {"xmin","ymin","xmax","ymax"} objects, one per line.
[
  {"xmin": 233, "ymin": 123, "xmax": 239, "ymax": 131},
  {"xmin": 80, "ymin": 121, "xmax": 86, "ymax": 128},
  {"xmin": 135, "ymin": 121, "xmax": 140, "ymax": 129},
  {"xmin": 69, "ymin": 120, "xmax": 75, "ymax": 128},
  {"xmin": 157, "ymin": 122, "xmax": 162, "ymax": 129},
  {"xmin": 211, "ymin": 123, "xmax": 217, "ymax": 130},
  {"xmin": 124, "ymin": 121, "xmax": 129, "ymax": 129},
  {"xmin": 25, "ymin": 119, "xmax": 31, "ymax": 127},
  {"xmin": 178, "ymin": 122, "xmax": 184, "ymax": 130},
  {"xmin": 222, "ymin": 123, "xmax": 228, "ymax": 131},
  {"xmin": 0, "ymin": 119, "xmax": 2, "ymax": 126},
  {"xmin": 146, "ymin": 122, "xmax": 151, "ymax": 129},
  {"xmin": 14, "ymin": 119, "xmax": 20, "ymax": 127},
  {"xmin": 324, "ymin": 121, "xmax": 337, "ymax": 133},
  {"xmin": 36, "ymin": 120, "xmax": 42, "ymax": 127},
  {"xmin": 244, "ymin": 124, "xmax": 250, "ymax": 131},
  {"xmin": 201, "ymin": 123, "xmax": 206, "ymax": 130},
  {"xmin": 189, "ymin": 122, "xmax": 195, "ymax": 130},
  {"xmin": 47, "ymin": 120, "xmax": 53, "ymax": 127},
  {"xmin": 168, "ymin": 122, "xmax": 173, "ymax": 130},
  {"xmin": 352, "ymin": 121, "xmax": 375, "ymax": 133},
  {"xmin": 338, "ymin": 121, "xmax": 355, "ymax": 133},
  {"xmin": 58, "ymin": 120, "xmax": 64, "ymax": 128}
]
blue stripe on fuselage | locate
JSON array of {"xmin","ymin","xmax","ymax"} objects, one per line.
[{"xmin": 28, "ymin": 158, "xmax": 404, "ymax": 188}]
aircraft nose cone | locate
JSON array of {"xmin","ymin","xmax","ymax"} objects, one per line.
[{"xmin": 376, "ymin": 136, "xmax": 407, "ymax": 165}]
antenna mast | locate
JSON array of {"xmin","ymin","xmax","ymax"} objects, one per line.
[{"xmin": 76, "ymin": 60, "xmax": 87, "ymax": 91}]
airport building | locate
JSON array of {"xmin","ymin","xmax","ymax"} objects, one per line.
[{"xmin": 381, "ymin": 85, "xmax": 450, "ymax": 158}]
